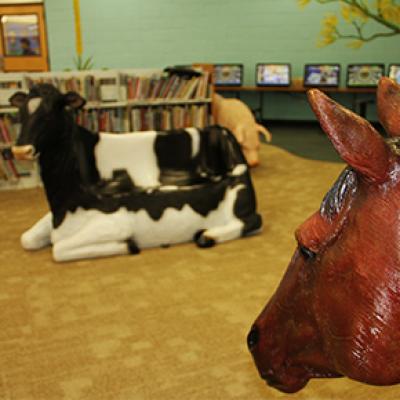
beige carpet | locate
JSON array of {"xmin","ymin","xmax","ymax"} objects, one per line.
[{"xmin": 0, "ymin": 145, "xmax": 398, "ymax": 400}]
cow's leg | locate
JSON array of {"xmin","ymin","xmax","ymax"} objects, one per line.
[
  {"xmin": 194, "ymin": 220, "xmax": 244, "ymax": 248},
  {"xmin": 21, "ymin": 212, "xmax": 53, "ymax": 250},
  {"xmin": 53, "ymin": 239, "xmax": 137, "ymax": 262},
  {"xmin": 241, "ymin": 213, "xmax": 263, "ymax": 235}
]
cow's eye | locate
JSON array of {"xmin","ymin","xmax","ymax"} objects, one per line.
[{"xmin": 299, "ymin": 245, "xmax": 316, "ymax": 260}]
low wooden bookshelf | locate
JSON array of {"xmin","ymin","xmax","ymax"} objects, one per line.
[{"xmin": 0, "ymin": 67, "xmax": 214, "ymax": 190}]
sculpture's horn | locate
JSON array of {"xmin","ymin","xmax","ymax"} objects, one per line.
[
  {"xmin": 377, "ymin": 77, "xmax": 400, "ymax": 137},
  {"xmin": 307, "ymin": 89, "xmax": 392, "ymax": 183}
]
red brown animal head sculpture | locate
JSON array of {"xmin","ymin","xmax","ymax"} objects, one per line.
[{"xmin": 248, "ymin": 77, "xmax": 400, "ymax": 393}]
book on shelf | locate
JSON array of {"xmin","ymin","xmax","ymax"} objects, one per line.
[
  {"xmin": 0, "ymin": 147, "xmax": 32, "ymax": 180},
  {"xmin": 120, "ymin": 73, "xmax": 162, "ymax": 101},
  {"xmin": 0, "ymin": 115, "xmax": 20, "ymax": 144},
  {"xmin": 98, "ymin": 77, "xmax": 119, "ymax": 102},
  {"xmin": 0, "ymin": 147, "xmax": 18, "ymax": 179},
  {"xmin": 0, "ymin": 76, "xmax": 24, "ymax": 106},
  {"xmin": 76, "ymin": 108, "xmax": 129, "ymax": 133}
]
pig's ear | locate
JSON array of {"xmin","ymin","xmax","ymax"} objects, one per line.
[{"xmin": 257, "ymin": 124, "xmax": 272, "ymax": 142}]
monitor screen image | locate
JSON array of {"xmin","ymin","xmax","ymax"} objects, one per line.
[
  {"xmin": 213, "ymin": 64, "xmax": 243, "ymax": 86},
  {"xmin": 389, "ymin": 64, "xmax": 400, "ymax": 84},
  {"xmin": 346, "ymin": 64, "xmax": 385, "ymax": 87},
  {"xmin": 303, "ymin": 64, "xmax": 341, "ymax": 87},
  {"xmin": 256, "ymin": 63, "xmax": 291, "ymax": 86}
]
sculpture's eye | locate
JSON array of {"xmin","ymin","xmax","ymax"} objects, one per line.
[{"xmin": 299, "ymin": 244, "xmax": 316, "ymax": 260}]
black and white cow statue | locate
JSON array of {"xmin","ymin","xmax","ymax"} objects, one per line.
[{"xmin": 11, "ymin": 84, "xmax": 262, "ymax": 262}]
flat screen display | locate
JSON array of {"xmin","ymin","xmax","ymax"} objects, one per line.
[
  {"xmin": 389, "ymin": 64, "xmax": 400, "ymax": 84},
  {"xmin": 303, "ymin": 64, "xmax": 341, "ymax": 87},
  {"xmin": 256, "ymin": 63, "xmax": 291, "ymax": 86},
  {"xmin": 213, "ymin": 64, "xmax": 243, "ymax": 86},
  {"xmin": 346, "ymin": 64, "xmax": 385, "ymax": 88}
]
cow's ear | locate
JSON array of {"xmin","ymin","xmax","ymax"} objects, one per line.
[
  {"xmin": 9, "ymin": 91, "xmax": 28, "ymax": 108},
  {"xmin": 63, "ymin": 91, "xmax": 86, "ymax": 110}
]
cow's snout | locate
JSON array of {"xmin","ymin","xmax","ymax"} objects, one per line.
[
  {"xmin": 12, "ymin": 145, "xmax": 36, "ymax": 160},
  {"xmin": 247, "ymin": 325, "xmax": 259, "ymax": 350}
]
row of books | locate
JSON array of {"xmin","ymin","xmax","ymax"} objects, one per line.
[
  {"xmin": 76, "ymin": 104, "xmax": 211, "ymax": 133},
  {"xmin": 0, "ymin": 116, "xmax": 29, "ymax": 180},
  {"xmin": 0, "ymin": 69, "xmax": 212, "ymax": 106},
  {"xmin": 130, "ymin": 104, "xmax": 210, "ymax": 131},
  {"xmin": 26, "ymin": 75, "xmax": 100, "ymax": 102},
  {"xmin": 0, "ymin": 147, "xmax": 32, "ymax": 181},
  {"xmin": 0, "ymin": 115, "xmax": 20, "ymax": 144},
  {"xmin": 1, "ymin": 147, "xmax": 18, "ymax": 180},
  {"xmin": 76, "ymin": 108, "xmax": 129, "ymax": 133},
  {"xmin": 120, "ymin": 72, "xmax": 210, "ymax": 101}
]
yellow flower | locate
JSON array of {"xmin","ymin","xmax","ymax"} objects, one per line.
[
  {"xmin": 382, "ymin": 5, "xmax": 400, "ymax": 23},
  {"xmin": 347, "ymin": 39, "xmax": 364, "ymax": 49},
  {"xmin": 317, "ymin": 36, "xmax": 336, "ymax": 48},
  {"xmin": 341, "ymin": 5, "xmax": 351, "ymax": 21},
  {"xmin": 298, "ymin": 0, "xmax": 311, "ymax": 8},
  {"xmin": 323, "ymin": 13, "xmax": 338, "ymax": 27},
  {"xmin": 379, "ymin": 0, "xmax": 392, "ymax": 9}
]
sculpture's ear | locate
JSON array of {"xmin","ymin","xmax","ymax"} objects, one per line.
[
  {"xmin": 63, "ymin": 91, "xmax": 86, "ymax": 110},
  {"xmin": 377, "ymin": 77, "xmax": 400, "ymax": 137},
  {"xmin": 308, "ymin": 89, "xmax": 392, "ymax": 183},
  {"xmin": 9, "ymin": 91, "xmax": 28, "ymax": 108}
]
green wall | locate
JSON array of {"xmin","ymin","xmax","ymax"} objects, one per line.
[{"xmin": 44, "ymin": 0, "xmax": 399, "ymax": 121}]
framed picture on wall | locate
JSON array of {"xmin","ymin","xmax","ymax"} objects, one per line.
[
  {"xmin": 303, "ymin": 64, "xmax": 341, "ymax": 87},
  {"xmin": 0, "ymin": 3, "xmax": 49, "ymax": 71},
  {"xmin": 256, "ymin": 63, "xmax": 291, "ymax": 87},
  {"xmin": 346, "ymin": 64, "xmax": 385, "ymax": 88},
  {"xmin": 213, "ymin": 64, "xmax": 243, "ymax": 86},
  {"xmin": 388, "ymin": 64, "xmax": 400, "ymax": 84},
  {"xmin": 1, "ymin": 14, "xmax": 41, "ymax": 57}
]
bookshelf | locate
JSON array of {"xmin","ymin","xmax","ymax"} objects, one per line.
[
  {"xmin": 0, "ymin": 67, "xmax": 213, "ymax": 190},
  {"xmin": 0, "ymin": 113, "xmax": 41, "ymax": 190}
]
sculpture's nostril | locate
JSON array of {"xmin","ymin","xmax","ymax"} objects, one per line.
[{"xmin": 247, "ymin": 326, "xmax": 259, "ymax": 350}]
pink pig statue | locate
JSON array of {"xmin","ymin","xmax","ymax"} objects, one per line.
[{"xmin": 213, "ymin": 93, "xmax": 272, "ymax": 167}]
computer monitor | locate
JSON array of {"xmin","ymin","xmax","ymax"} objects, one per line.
[
  {"xmin": 388, "ymin": 64, "xmax": 400, "ymax": 84},
  {"xmin": 303, "ymin": 64, "xmax": 341, "ymax": 87},
  {"xmin": 213, "ymin": 64, "xmax": 243, "ymax": 86},
  {"xmin": 346, "ymin": 64, "xmax": 385, "ymax": 88},
  {"xmin": 256, "ymin": 63, "xmax": 291, "ymax": 86}
]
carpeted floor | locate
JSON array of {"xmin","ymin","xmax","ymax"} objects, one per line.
[
  {"xmin": 266, "ymin": 121, "xmax": 342, "ymax": 163},
  {"xmin": 0, "ymin": 144, "xmax": 399, "ymax": 399}
]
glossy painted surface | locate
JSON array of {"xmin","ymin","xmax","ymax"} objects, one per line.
[
  {"xmin": 10, "ymin": 84, "xmax": 262, "ymax": 261},
  {"xmin": 249, "ymin": 77, "xmax": 400, "ymax": 393}
]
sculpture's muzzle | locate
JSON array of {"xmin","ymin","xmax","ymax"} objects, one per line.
[{"xmin": 12, "ymin": 145, "xmax": 36, "ymax": 161}]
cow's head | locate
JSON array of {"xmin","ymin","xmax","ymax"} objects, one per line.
[
  {"xmin": 10, "ymin": 83, "xmax": 85, "ymax": 160},
  {"xmin": 248, "ymin": 77, "xmax": 400, "ymax": 393}
]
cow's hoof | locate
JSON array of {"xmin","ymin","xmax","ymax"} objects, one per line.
[
  {"xmin": 126, "ymin": 239, "xmax": 141, "ymax": 254},
  {"xmin": 194, "ymin": 230, "xmax": 216, "ymax": 248}
]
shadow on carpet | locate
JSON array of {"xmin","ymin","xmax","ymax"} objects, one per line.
[{"xmin": 263, "ymin": 121, "xmax": 342, "ymax": 163}]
